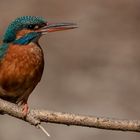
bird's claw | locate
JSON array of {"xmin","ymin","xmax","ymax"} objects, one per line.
[{"xmin": 22, "ymin": 103, "xmax": 29, "ymax": 117}]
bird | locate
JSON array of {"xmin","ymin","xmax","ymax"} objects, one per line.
[{"xmin": 0, "ymin": 16, "xmax": 77, "ymax": 116}]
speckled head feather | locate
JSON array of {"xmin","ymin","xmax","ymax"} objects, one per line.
[{"xmin": 3, "ymin": 16, "xmax": 47, "ymax": 43}]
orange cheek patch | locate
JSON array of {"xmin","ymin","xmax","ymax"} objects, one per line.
[{"xmin": 16, "ymin": 29, "xmax": 32, "ymax": 39}]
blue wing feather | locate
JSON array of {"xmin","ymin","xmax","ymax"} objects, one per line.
[{"xmin": 0, "ymin": 43, "xmax": 9, "ymax": 59}]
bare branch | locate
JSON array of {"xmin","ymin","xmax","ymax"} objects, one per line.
[{"xmin": 0, "ymin": 98, "xmax": 140, "ymax": 133}]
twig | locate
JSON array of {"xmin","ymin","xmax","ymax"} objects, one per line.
[
  {"xmin": 38, "ymin": 124, "xmax": 50, "ymax": 137},
  {"xmin": 0, "ymin": 98, "xmax": 140, "ymax": 133}
]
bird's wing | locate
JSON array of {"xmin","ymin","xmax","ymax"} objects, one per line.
[{"xmin": 0, "ymin": 43, "xmax": 9, "ymax": 59}]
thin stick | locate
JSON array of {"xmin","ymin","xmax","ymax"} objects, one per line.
[{"xmin": 38, "ymin": 124, "xmax": 50, "ymax": 137}]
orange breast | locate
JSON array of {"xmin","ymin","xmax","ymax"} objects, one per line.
[{"xmin": 0, "ymin": 43, "xmax": 44, "ymax": 99}]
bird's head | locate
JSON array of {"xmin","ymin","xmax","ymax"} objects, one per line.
[{"xmin": 3, "ymin": 16, "xmax": 77, "ymax": 45}]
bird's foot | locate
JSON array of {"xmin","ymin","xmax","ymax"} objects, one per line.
[{"xmin": 22, "ymin": 103, "xmax": 29, "ymax": 117}]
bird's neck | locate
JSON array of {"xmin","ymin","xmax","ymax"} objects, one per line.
[
  {"xmin": 0, "ymin": 32, "xmax": 41, "ymax": 59},
  {"xmin": 13, "ymin": 32, "xmax": 41, "ymax": 45}
]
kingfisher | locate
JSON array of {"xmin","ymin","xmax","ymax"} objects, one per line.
[{"xmin": 0, "ymin": 16, "xmax": 77, "ymax": 116}]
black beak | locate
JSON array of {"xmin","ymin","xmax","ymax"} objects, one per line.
[{"xmin": 40, "ymin": 22, "xmax": 77, "ymax": 33}]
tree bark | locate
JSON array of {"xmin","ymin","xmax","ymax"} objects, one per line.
[{"xmin": 0, "ymin": 98, "xmax": 140, "ymax": 133}]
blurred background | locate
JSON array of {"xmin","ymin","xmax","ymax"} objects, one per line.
[{"xmin": 0, "ymin": 0, "xmax": 140, "ymax": 139}]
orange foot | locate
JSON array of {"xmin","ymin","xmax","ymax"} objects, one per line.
[{"xmin": 22, "ymin": 103, "xmax": 29, "ymax": 117}]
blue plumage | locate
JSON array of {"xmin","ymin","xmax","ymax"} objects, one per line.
[
  {"xmin": 3, "ymin": 16, "xmax": 46, "ymax": 43},
  {"xmin": 0, "ymin": 43, "xmax": 9, "ymax": 59},
  {"xmin": 14, "ymin": 32, "xmax": 41, "ymax": 45},
  {"xmin": 0, "ymin": 16, "xmax": 46, "ymax": 60}
]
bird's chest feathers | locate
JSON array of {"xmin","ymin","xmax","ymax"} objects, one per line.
[{"xmin": 0, "ymin": 43, "xmax": 44, "ymax": 79}]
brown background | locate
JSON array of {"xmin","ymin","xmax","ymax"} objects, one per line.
[{"xmin": 0, "ymin": 0, "xmax": 140, "ymax": 140}]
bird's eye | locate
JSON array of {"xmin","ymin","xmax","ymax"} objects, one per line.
[{"xmin": 28, "ymin": 24, "xmax": 36, "ymax": 29}]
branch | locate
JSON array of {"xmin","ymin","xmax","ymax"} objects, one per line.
[{"xmin": 0, "ymin": 98, "xmax": 140, "ymax": 133}]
